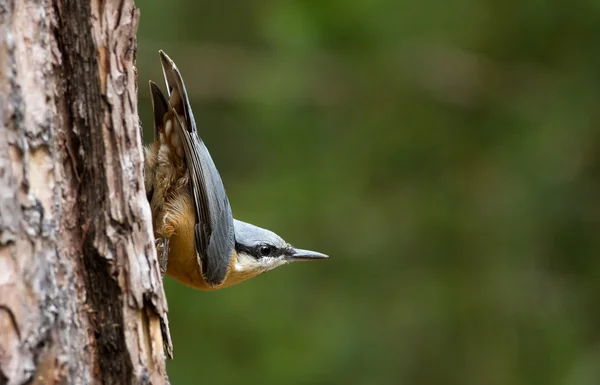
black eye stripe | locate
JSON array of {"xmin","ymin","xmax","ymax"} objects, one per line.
[{"xmin": 235, "ymin": 242, "xmax": 278, "ymax": 259}]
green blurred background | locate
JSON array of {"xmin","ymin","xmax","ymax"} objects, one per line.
[{"xmin": 136, "ymin": 1, "xmax": 600, "ymax": 384}]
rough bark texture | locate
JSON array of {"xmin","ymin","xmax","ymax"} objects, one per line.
[{"xmin": 0, "ymin": 0, "xmax": 170, "ymax": 384}]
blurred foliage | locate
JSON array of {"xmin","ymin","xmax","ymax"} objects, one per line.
[{"xmin": 136, "ymin": 0, "xmax": 600, "ymax": 384}]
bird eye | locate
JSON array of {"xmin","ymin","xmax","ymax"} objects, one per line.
[{"xmin": 259, "ymin": 245, "xmax": 273, "ymax": 257}]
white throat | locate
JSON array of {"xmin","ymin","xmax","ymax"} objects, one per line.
[{"xmin": 234, "ymin": 252, "xmax": 288, "ymax": 273}]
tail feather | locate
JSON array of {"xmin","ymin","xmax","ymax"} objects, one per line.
[
  {"xmin": 159, "ymin": 50, "xmax": 196, "ymax": 134},
  {"xmin": 149, "ymin": 81, "xmax": 168, "ymax": 140}
]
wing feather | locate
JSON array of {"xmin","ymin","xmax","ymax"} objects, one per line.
[{"xmin": 159, "ymin": 51, "xmax": 235, "ymax": 286}]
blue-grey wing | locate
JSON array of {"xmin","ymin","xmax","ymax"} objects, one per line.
[{"xmin": 159, "ymin": 51, "xmax": 235, "ymax": 286}]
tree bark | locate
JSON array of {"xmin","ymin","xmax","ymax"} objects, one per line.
[{"xmin": 0, "ymin": 0, "xmax": 170, "ymax": 384}]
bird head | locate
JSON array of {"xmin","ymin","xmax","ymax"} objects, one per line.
[{"xmin": 219, "ymin": 219, "xmax": 328, "ymax": 287}]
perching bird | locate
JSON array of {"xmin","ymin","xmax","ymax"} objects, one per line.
[{"xmin": 144, "ymin": 51, "xmax": 328, "ymax": 290}]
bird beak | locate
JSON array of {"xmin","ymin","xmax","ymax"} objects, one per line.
[{"xmin": 287, "ymin": 248, "xmax": 329, "ymax": 261}]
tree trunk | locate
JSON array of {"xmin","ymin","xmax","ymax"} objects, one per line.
[{"xmin": 0, "ymin": 0, "xmax": 171, "ymax": 384}]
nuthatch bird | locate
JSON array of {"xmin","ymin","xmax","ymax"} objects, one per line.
[{"xmin": 144, "ymin": 51, "xmax": 328, "ymax": 290}]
